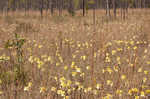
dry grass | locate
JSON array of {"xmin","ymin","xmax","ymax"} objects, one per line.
[{"xmin": 0, "ymin": 9, "xmax": 150, "ymax": 99}]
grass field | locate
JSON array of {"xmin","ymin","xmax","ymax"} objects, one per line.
[{"xmin": 0, "ymin": 9, "xmax": 150, "ymax": 99}]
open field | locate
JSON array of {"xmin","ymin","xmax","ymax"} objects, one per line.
[{"xmin": 0, "ymin": 9, "xmax": 150, "ymax": 99}]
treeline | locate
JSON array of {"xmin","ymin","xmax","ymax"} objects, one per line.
[{"xmin": 0, "ymin": 0, "xmax": 149, "ymax": 16}]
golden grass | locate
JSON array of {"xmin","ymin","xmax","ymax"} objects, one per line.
[{"xmin": 0, "ymin": 9, "xmax": 150, "ymax": 99}]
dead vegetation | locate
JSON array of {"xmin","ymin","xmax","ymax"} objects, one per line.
[{"xmin": 0, "ymin": 9, "xmax": 150, "ymax": 99}]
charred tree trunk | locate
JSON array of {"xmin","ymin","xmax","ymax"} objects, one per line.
[
  {"xmin": 51, "ymin": 0, "xmax": 54, "ymax": 15},
  {"xmin": 40, "ymin": 0, "xmax": 44, "ymax": 18},
  {"xmin": 83, "ymin": 0, "xmax": 85, "ymax": 16},
  {"xmin": 123, "ymin": 0, "xmax": 126, "ymax": 20},
  {"xmin": 113, "ymin": 0, "xmax": 117, "ymax": 18}
]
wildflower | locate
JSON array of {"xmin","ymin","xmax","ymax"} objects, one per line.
[
  {"xmin": 116, "ymin": 89, "xmax": 123, "ymax": 96},
  {"xmin": 38, "ymin": 45, "xmax": 43, "ymax": 48},
  {"xmin": 143, "ymin": 77, "xmax": 147, "ymax": 83},
  {"xmin": 40, "ymin": 87, "xmax": 46, "ymax": 93},
  {"xmin": 140, "ymin": 91, "xmax": 145, "ymax": 97},
  {"xmin": 138, "ymin": 68, "xmax": 142, "ymax": 72},
  {"xmin": 51, "ymin": 87, "xmax": 56, "ymax": 92},
  {"xmin": 117, "ymin": 48, "xmax": 123, "ymax": 51},
  {"xmin": 24, "ymin": 86, "xmax": 29, "ymax": 91},
  {"xmin": 81, "ymin": 55, "xmax": 86, "ymax": 61},
  {"xmin": 121, "ymin": 75, "xmax": 126, "ymax": 80},
  {"xmin": 86, "ymin": 66, "xmax": 90, "ymax": 70},
  {"xmin": 71, "ymin": 61, "xmax": 75, "ymax": 68},
  {"xmin": 117, "ymin": 57, "xmax": 120, "ymax": 61},
  {"xmin": 67, "ymin": 89, "xmax": 71, "ymax": 94},
  {"xmin": 56, "ymin": 62, "xmax": 60, "ymax": 66},
  {"xmin": 147, "ymin": 61, "xmax": 150, "ymax": 64},
  {"xmin": 132, "ymin": 88, "xmax": 138, "ymax": 92},
  {"xmin": 84, "ymin": 88, "xmax": 87, "ymax": 93},
  {"xmin": 144, "ymin": 70, "xmax": 148, "ymax": 75},
  {"xmin": 87, "ymin": 87, "xmax": 92, "ymax": 92},
  {"xmin": 106, "ymin": 67, "xmax": 113, "ymax": 74},
  {"xmin": 144, "ymin": 49, "xmax": 148, "ymax": 53},
  {"xmin": 96, "ymin": 84, "xmax": 101, "ymax": 89},
  {"xmin": 80, "ymin": 73, "xmax": 85, "ymax": 77},
  {"xmin": 54, "ymin": 76, "xmax": 58, "ymax": 81},
  {"xmin": 65, "ymin": 96, "xmax": 69, "ymax": 99},
  {"xmin": 72, "ymin": 72, "xmax": 77, "ymax": 77},
  {"xmin": 57, "ymin": 90, "xmax": 63, "ymax": 95},
  {"xmin": 130, "ymin": 41, "xmax": 134, "ymax": 45},
  {"xmin": 75, "ymin": 81, "xmax": 80, "ymax": 86},
  {"xmin": 64, "ymin": 66, "xmax": 68, "ymax": 70},
  {"xmin": 72, "ymin": 54, "xmax": 76, "ymax": 58},
  {"xmin": 66, "ymin": 80, "xmax": 72, "ymax": 87},
  {"xmin": 28, "ymin": 82, "xmax": 32, "ymax": 87},
  {"xmin": 107, "ymin": 80, "xmax": 113, "ymax": 86},
  {"xmin": 76, "ymin": 67, "xmax": 81, "ymax": 73},
  {"xmin": 60, "ymin": 77, "xmax": 65, "ymax": 82},
  {"xmin": 113, "ymin": 66, "xmax": 118, "ymax": 72},
  {"xmin": 133, "ymin": 46, "xmax": 137, "ymax": 50},
  {"xmin": 102, "ymin": 69, "xmax": 105, "ymax": 73},
  {"xmin": 145, "ymin": 89, "xmax": 150, "ymax": 94},
  {"xmin": 94, "ymin": 52, "xmax": 97, "ymax": 58},
  {"xmin": 111, "ymin": 50, "xmax": 116, "ymax": 55},
  {"xmin": 135, "ymin": 96, "xmax": 139, "ymax": 99},
  {"xmin": 0, "ymin": 91, "xmax": 3, "ymax": 95}
]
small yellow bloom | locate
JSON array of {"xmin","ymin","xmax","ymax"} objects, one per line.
[
  {"xmin": 28, "ymin": 82, "xmax": 32, "ymax": 87},
  {"xmin": 51, "ymin": 87, "xmax": 56, "ymax": 92},
  {"xmin": 87, "ymin": 87, "xmax": 92, "ymax": 92},
  {"xmin": 64, "ymin": 66, "xmax": 68, "ymax": 70},
  {"xmin": 133, "ymin": 46, "xmax": 137, "ymax": 50},
  {"xmin": 24, "ymin": 86, "xmax": 29, "ymax": 91},
  {"xmin": 72, "ymin": 72, "xmax": 77, "ymax": 77},
  {"xmin": 65, "ymin": 96, "xmax": 69, "ymax": 99},
  {"xmin": 144, "ymin": 49, "xmax": 148, "ymax": 53},
  {"xmin": 40, "ymin": 87, "xmax": 46, "ymax": 93},
  {"xmin": 130, "ymin": 41, "xmax": 134, "ymax": 45},
  {"xmin": 138, "ymin": 68, "xmax": 142, "ymax": 72},
  {"xmin": 140, "ymin": 91, "xmax": 145, "ymax": 97},
  {"xmin": 106, "ymin": 67, "xmax": 113, "ymax": 74},
  {"xmin": 86, "ymin": 66, "xmax": 90, "ymax": 70},
  {"xmin": 132, "ymin": 88, "xmax": 139, "ymax": 93},
  {"xmin": 56, "ymin": 62, "xmax": 60, "ymax": 66},
  {"xmin": 116, "ymin": 89, "xmax": 123, "ymax": 96},
  {"xmin": 76, "ymin": 67, "xmax": 81, "ymax": 73},
  {"xmin": 96, "ymin": 84, "xmax": 101, "ymax": 89},
  {"xmin": 143, "ymin": 77, "xmax": 147, "ymax": 83},
  {"xmin": 38, "ymin": 45, "xmax": 43, "ymax": 48},
  {"xmin": 135, "ymin": 96, "xmax": 139, "ymax": 99},
  {"xmin": 144, "ymin": 70, "xmax": 148, "ymax": 75},
  {"xmin": 112, "ymin": 50, "xmax": 116, "ymax": 55},
  {"xmin": 145, "ymin": 89, "xmax": 150, "ymax": 94},
  {"xmin": 0, "ymin": 91, "xmax": 3, "ymax": 95},
  {"xmin": 121, "ymin": 75, "xmax": 126, "ymax": 80},
  {"xmin": 107, "ymin": 80, "xmax": 113, "ymax": 86}
]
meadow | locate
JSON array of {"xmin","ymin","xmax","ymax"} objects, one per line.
[{"xmin": 0, "ymin": 9, "xmax": 150, "ymax": 99}]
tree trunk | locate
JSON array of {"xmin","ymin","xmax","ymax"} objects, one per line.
[
  {"xmin": 51, "ymin": 0, "xmax": 54, "ymax": 15},
  {"xmin": 113, "ymin": 0, "xmax": 117, "ymax": 18},
  {"xmin": 40, "ymin": 0, "xmax": 44, "ymax": 18},
  {"xmin": 83, "ymin": 0, "xmax": 85, "ymax": 16}
]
